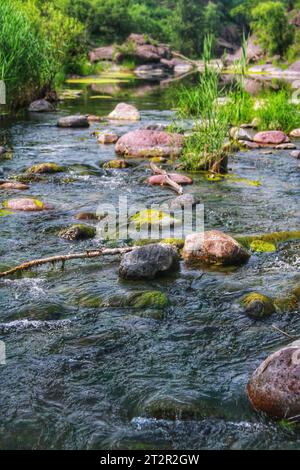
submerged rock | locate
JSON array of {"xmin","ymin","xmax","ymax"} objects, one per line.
[
  {"xmin": 183, "ymin": 230, "xmax": 250, "ymax": 266},
  {"xmin": 0, "ymin": 182, "xmax": 29, "ymax": 190},
  {"xmin": 142, "ymin": 396, "xmax": 203, "ymax": 421},
  {"xmin": 168, "ymin": 194, "xmax": 199, "ymax": 210},
  {"xmin": 0, "ymin": 147, "xmax": 7, "ymax": 156},
  {"xmin": 290, "ymin": 129, "xmax": 300, "ymax": 138},
  {"xmin": 26, "ymin": 163, "xmax": 64, "ymax": 174},
  {"xmin": 108, "ymin": 103, "xmax": 140, "ymax": 121},
  {"xmin": 57, "ymin": 115, "xmax": 89, "ymax": 128},
  {"xmin": 253, "ymin": 131, "xmax": 289, "ymax": 145},
  {"xmin": 116, "ymin": 130, "xmax": 184, "ymax": 158},
  {"xmin": 75, "ymin": 212, "xmax": 98, "ymax": 221},
  {"xmin": 242, "ymin": 293, "xmax": 276, "ymax": 319},
  {"xmin": 97, "ymin": 132, "xmax": 119, "ymax": 144},
  {"xmin": 119, "ymin": 243, "xmax": 179, "ymax": 280},
  {"xmin": 103, "ymin": 159, "xmax": 129, "ymax": 169},
  {"xmin": 130, "ymin": 209, "xmax": 177, "ymax": 230},
  {"xmin": 2, "ymin": 197, "xmax": 49, "ymax": 211},
  {"xmin": 28, "ymin": 99, "xmax": 55, "ymax": 113},
  {"xmin": 128, "ymin": 291, "xmax": 169, "ymax": 309},
  {"xmin": 147, "ymin": 173, "xmax": 193, "ymax": 186},
  {"xmin": 59, "ymin": 224, "xmax": 96, "ymax": 241},
  {"xmin": 247, "ymin": 340, "xmax": 300, "ymax": 418}
]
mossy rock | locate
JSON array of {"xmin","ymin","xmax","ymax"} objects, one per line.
[
  {"xmin": 130, "ymin": 209, "xmax": 178, "ymax": 230},
  {"xmin": 250, "ymin": 240, "xmax": 276, "ymax": 253},
  {"xmin": 59, "ymin": 224, "xmax": 96, "ymax": 241},
  {"xmin": 236, "ymin": 231, "xmax": 300, "ymax": 251},
  {"xmin": 78, "ymin": 295, "xmax": 103, "ymax": 308},
  {"xmin": 10, "ymin": 174, "xmax": 45, "ymax": 183},
  {"xmin": 135, "ymin": 238, "xmax": 184, "ymax": 249},
  {"xmin": 26, "ymin": 163, "xmax": 65, "ymax": 174},
  {"xmin": 242, "ymin": 292, "xmax": 276, "ymax": 319},
  {"xmin": 142, "ymin": 397, "xmax": 203, "ymax": 421},
  {"xmin": 150, "ymin": 157, "xmax": 167, "ymax": 164},
  {"xmin": 103, "ymin": 159, "xmax": 129, "ymax": 169},
  {"xmin": 274, "ymin": 295, "xmax": 299, "ymax": 312},
  {"xmin": 128, "ymin": 291, "xmax": 169, "ymax": 309}
]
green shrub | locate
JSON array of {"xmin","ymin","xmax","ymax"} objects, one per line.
[{"xmin": 251, "ymin": 1, "xmax": 294, "ymax": 56}]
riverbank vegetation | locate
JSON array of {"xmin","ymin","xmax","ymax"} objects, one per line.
[{"xmin": 1, "ymin": 0, "xmax": 300, "ymax": 111}]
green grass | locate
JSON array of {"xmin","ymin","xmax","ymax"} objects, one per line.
[
  {"xmin": 256, "ymin": 90, "xmax": 300, "ymax": 133},
  {"xmin": 0, "ymin": 0, "xmax": 51, "ymax": 110}
]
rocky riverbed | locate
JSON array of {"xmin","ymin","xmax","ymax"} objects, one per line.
[{"xmin": 0, "ymin": 74, "xmax": 299, "ymax": 450}]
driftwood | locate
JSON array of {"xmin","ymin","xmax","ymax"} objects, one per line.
[
  {"xmin": 0, "ymin": 247, "xmax": 134, "ymax": 279},
  {"xmin": 149, "ymin": 162, "xmax": 184, "ymax": 195}
]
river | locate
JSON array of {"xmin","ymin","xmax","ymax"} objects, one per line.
[{"xmin": 0, "ymin": 74, "xmax": 299, "ymax": 449}]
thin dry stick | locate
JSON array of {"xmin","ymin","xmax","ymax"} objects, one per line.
[
  {"xmin": 149, "ymin": 162, "xmax": 183, "ymax": 195},
  {"xmin": 272, "ymin": 324, "xmax": 298, "ymax": 341},
  {"xmin": 0, "ymin": 247, "xmax": 134, "ymax": 279}
]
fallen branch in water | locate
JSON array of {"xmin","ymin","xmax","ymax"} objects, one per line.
[
  {"xmin": 0, "ymin": 247, "xmax": 134, "ymax": 279},
  {"xmin": 272, "ymin": 324, "xmax": 298, "ymax": 341},
  {"xmin": 149, "ymin": 162, "xmax": 183, "ymax": 195}
]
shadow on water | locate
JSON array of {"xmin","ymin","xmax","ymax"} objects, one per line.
[{"xmin": 0, "ymin": 72, "xmax": 299, "ymax": 449}]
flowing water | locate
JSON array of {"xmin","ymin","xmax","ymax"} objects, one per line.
[{"xmin": 0, "ymin": 75, "xmax": 299, "ymax": 450}]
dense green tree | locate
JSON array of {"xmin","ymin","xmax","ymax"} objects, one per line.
[{"xmin": 251, "ymin": 1, "xmax": 295, "ymax": 55}]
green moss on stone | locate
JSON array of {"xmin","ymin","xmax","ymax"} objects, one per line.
[
  {"xmin": 130, "ymin": 209, "xmax": 177, "ymax": 230},
  {"xmin": 129, "ymin": 291, "xmax": 169, "ymax": 309},
  {"xmin": 250, "ymin": 240, "xmax": 277, "ymax": 253},
  {"xmin": 59, "ymin": 224, "xmax": 96, "ymax": 241},
  {"xmin": 236, "ymin": 231, "xmax": 300, "ymax": 251},
  {"xmin": 242, "ymin": 292, "xmax": 276, "ymax": 318},
  {"xmin": 26, "ymin": 163, "xmax": 65, "ymax": 174}
]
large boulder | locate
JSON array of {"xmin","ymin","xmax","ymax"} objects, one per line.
[
  {"xmin": 2, "ymin": 197, "xmax": 50, "ymax": 211},
  {"xmin": 183, "ymin": 230, "xmax": 250, "ymax": 266},
  {"xmin": 108, "ymin": 103, "xmax": 140, "ymax": 121},
  {"xmin": 127, "ymin": 33, "xmax": 148, "ymax": 46},
  {"xmin": 247, "ymin": 341, "xmax": 300, "ymax": 418},
  {"xmin": 253, "ymin": 131, "xmax": 289, "ymax": 145},
  {"xmin": 227, "ymin": 35, "xmax": 264, "ymax": 64},
  {"xmin": 135, "ymin": 45, "xmax": 161, "ymax": 63},
  {"xmin": 28, "ymin": 99, "xmax": 55, "ymax": 113},
  {"xmin": 119, "ymin": 243, "xmax": 179, "ymax": 280},
  {"xmin": 89, "ymin": 46, "xmax": 116, "ymax": 63},
  {"xmin": 115, "ymin": 130, "xmax": 184, "ymax": 158},
  {"xmin": 289, "ymin": 60, "xmax": 300, "ymax": 72},
  {"xmin": 57, "ymin": 115, "xmax": 89, "ymax": 128}
]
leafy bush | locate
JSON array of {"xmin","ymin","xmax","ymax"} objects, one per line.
[{"xmin": 251, "ymin": 1, "xmax": 295, "ymax": 56}]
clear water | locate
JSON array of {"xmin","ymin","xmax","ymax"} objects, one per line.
[{"xmin": 0, "ymin": 76, "xmax": 299, "ymax": 450}]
